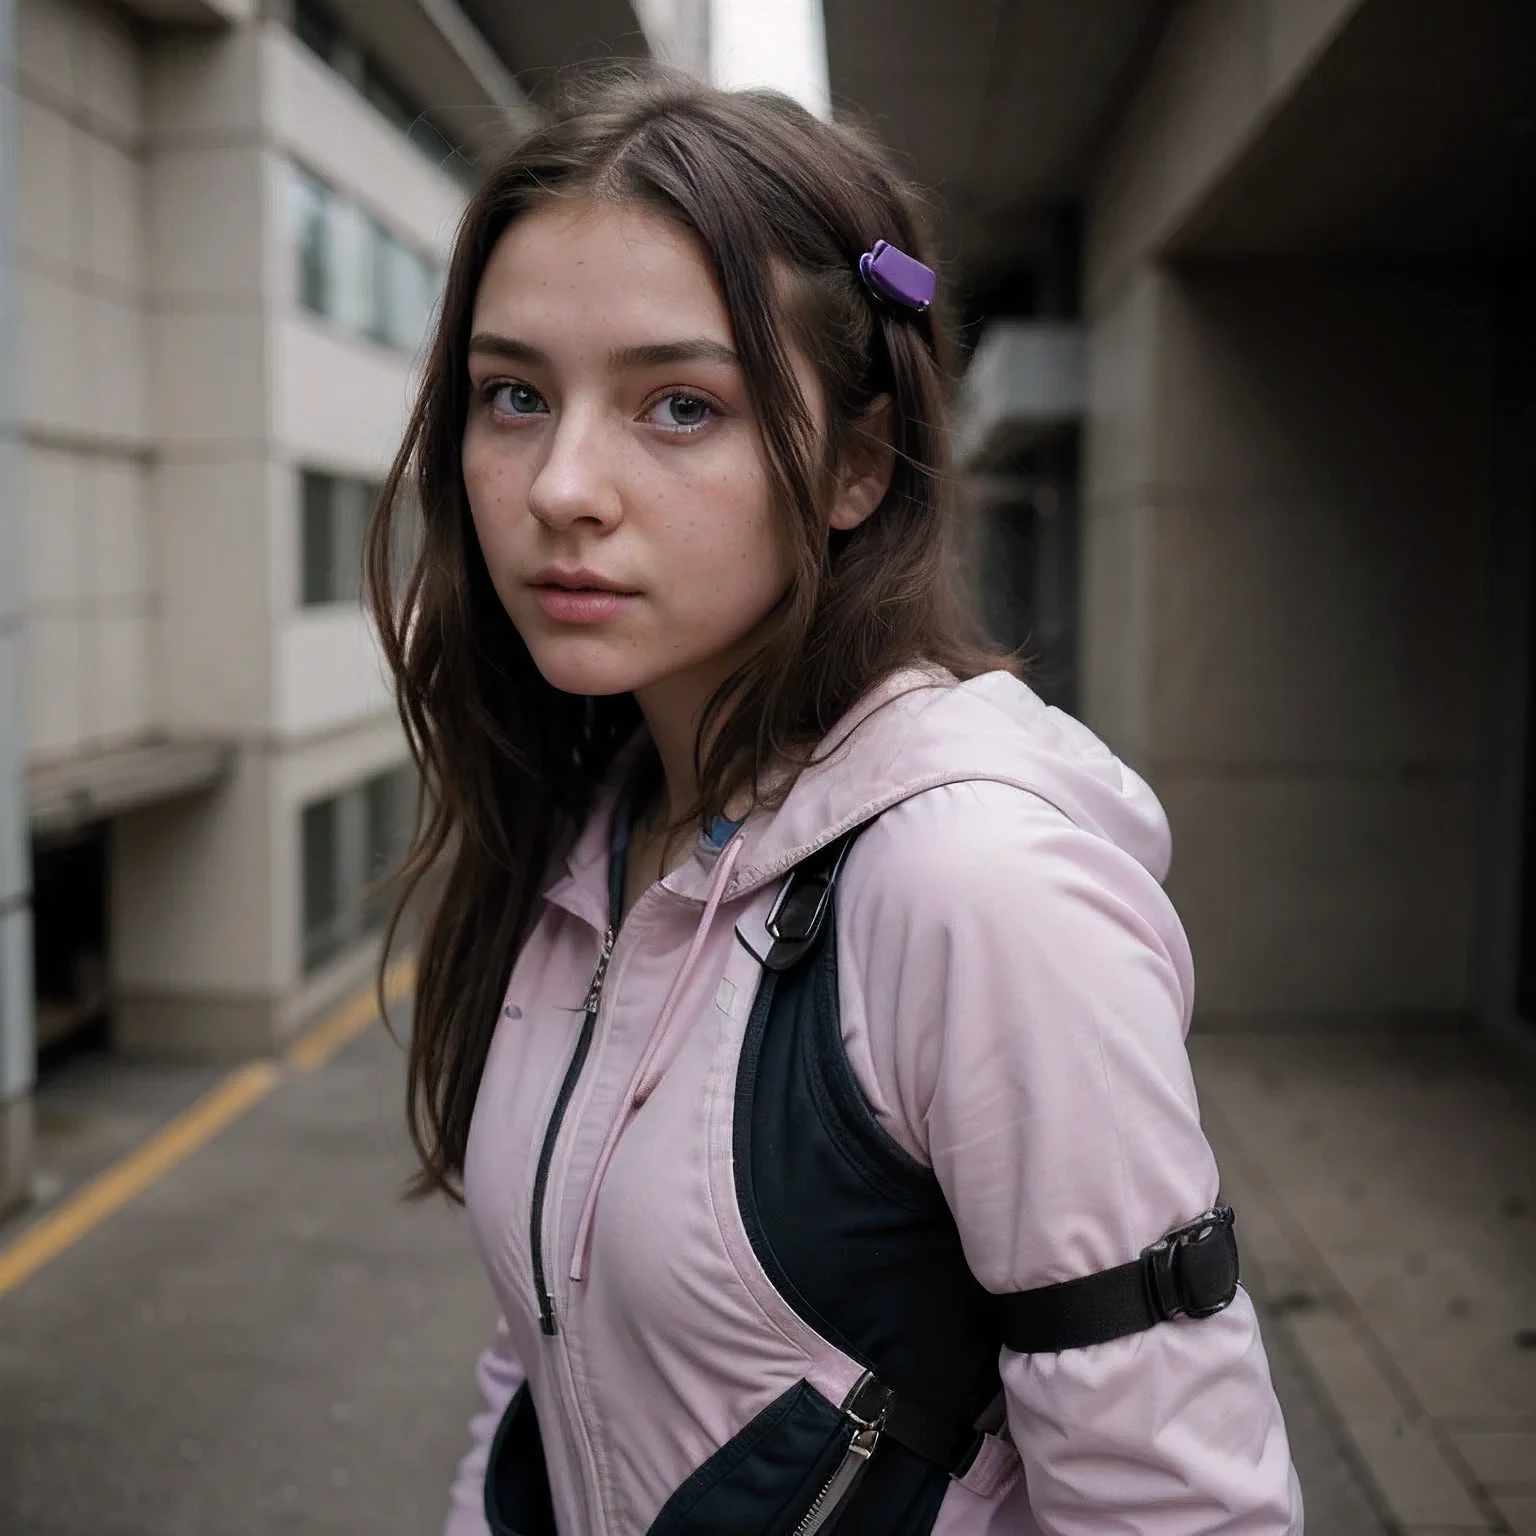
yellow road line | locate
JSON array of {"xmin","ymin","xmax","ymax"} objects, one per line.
[
  {"xmin": 0, "ymin": 1061, "xmax": 279, "ymax": 1298},
  {"xmin": 286, "ymin": 955, "xmax": 415, "ymax": 1072},
  {"xmin": 0, "ymin": 958, "xmax": 414, "ymax": 1301}
]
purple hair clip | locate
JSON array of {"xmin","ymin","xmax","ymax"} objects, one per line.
[{"xmin": 858, "ymin": 239, "xmax": 936, "ymax": 314}]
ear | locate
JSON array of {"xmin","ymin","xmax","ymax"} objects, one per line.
[{"xmin": 828, "ymin": 396, "xmax": 895, "ymax": 532}]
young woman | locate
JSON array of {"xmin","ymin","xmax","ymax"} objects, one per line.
[{"xmin": 366, "ymin": 68, "xmax": 1303, "ymax": 1536}]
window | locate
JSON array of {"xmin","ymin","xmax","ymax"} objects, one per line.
[
  {"xmin": 363, "ymin": 769, "xmax": 412, "ymax": 930},
  {"xmin": 284, "ymin": 162, "xmax": 441, "ymax": 353},
  {"xmin": 377, "ymin": 231, "xmax": 437, "ymax": 351},
  {"xmin": 366, "ymin": 214, "xmax": 394, "ymax": 346},
  {"xmin": 301, "ymin": 767, "xmax": 414, "ymax": 973},
  {"xmin": 291, "ymin": 0, "xmax": 473, "ymax": 185},
  {"xmin": 330, "ymin": 198, "xmax": 375, "ymax": 336},
  {"xmin": 301, "ymin": 797, "xmax": 341, "ymax": 972},
  {"xmin": 287, "ymin": 164, "xmax": 332, "ymax": 316},
  {"xmin": 300, "ymin": 470, "xmax": 377, "ymax": 606},
  {"xmin": 300, "ymin": 470, "xmax": 420, "ymax": 609}
]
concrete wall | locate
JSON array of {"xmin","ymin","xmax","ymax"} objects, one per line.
[
  {"xmin": 16, "ymin": 0, "xmax": 155, "ymax": 763},
  {"xmin": 1085, "ymin": 0, "xmax": 1366, "ymax": 313},
  {"xmin": 1084, "ymin": 265, "xmax": 1492, "ymax": 1027},
  {"xmin": 1, "ymin": 0, "xmax": 38, "ymax": 1214},
  {"xmin": 1080, "ymin": 0, "xmax": 1498, "ymax": 1030}
]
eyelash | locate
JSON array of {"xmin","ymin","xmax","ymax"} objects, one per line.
[{"xmin": 478, "ymin": 382, "xmax": 719, "ymax": 436}]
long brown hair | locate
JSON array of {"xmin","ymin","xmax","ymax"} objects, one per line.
[{"xmin": 365, "ymin": 65, "xmax": 1010, "ymax": 1200}]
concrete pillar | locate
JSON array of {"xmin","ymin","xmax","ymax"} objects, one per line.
[
  {"xmin": 111, "ymin": 21, "xmax": 421, "ymax": 1058},
  {"xmin": 108, "ymin": 24, "xmax": 283, "ymax": 1058},
  {"xmin": 1075, "ymin": 0, "xmax": 1508, "ymax": 1035},
  {"xmin": 0, "ymin": 0, "xmax": 37, "ymax": 1214},
  {"xmin": 1081, "ymin": 265, "xmax": 1493, "ymax": 1031}
]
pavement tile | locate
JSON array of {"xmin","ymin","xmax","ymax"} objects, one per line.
[
  {"xmin": 1248, "ymin": 1294, "xmax": 1393, "ymax": 1534},
  {"xmin": 1323, "ymin": 1249, "xmax": 1536, "ymax": 1422},
  {"xmin": 1497, "ymin": 1495, "xmax": 1536, "ymax": 1535},
  {"xmin": 1347, "ymin": 1420, "xmax": 1488, "ymax": 1525},
  {"xmin": 1448, "ymin": 1428, "xmax": 1536, "ymax": 1486},
  {"xmin": 1192, "ymin": 1029, "xmax": 1536, "ymax": 1534},
  {"xmin": 0, "ymin": 1027, "xmax": 493, "ymax": 1536},
  {"xmin": 1285, "ymin": 1310, "xmax": 1403, "ymax": 1421}
]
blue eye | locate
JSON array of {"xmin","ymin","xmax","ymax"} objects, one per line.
[
  {"xmin": 489, "ymin": 382, "xmax": 547, "ymax": 417},
  {"xmin": 647, "ymin": 393, "xmax": 714, "ymax": 432}
]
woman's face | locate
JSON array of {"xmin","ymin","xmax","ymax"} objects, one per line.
[{"xmin": 463, "ymin": 200, "xmax": 802, "ymax": 706}]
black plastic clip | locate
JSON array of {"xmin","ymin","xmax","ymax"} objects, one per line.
[
  {"xmin": 762, "ymin": 832, "xmax": 858, "ymax": 972},
  {"xmin": 1140, "ymin": 1205, "xmax": 1240, "ymax": 1323}
]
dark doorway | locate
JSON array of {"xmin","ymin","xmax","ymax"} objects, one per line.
[
  {"xmin": 1518, "ymin": 499, "xmax": 1536, "ymax": 1024},
  {"xmin": 31, "ymin": 825, "xmax": 110, "ymax": 1060}
]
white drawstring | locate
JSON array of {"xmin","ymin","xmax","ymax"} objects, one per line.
[{"xmin": 568, "ymin": 831, "xmax": 746, "ymax": 1284}]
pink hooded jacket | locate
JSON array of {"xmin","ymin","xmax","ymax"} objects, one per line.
[{"xmin": 445, "ymin": 670, "xmax": 1304, "ymax": 1535}]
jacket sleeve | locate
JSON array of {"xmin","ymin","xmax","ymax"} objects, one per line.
[
  {"xmin": 442, "ymin": 1315, "xmax": 527, "ymax": 1536},
  {"xmin": 836, "ymin": 780, "xmax": 1303, "ymax": 1534}
]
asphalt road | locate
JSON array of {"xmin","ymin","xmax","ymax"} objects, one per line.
[{"xmin": 0, "ymin": 1019, "xmax": 1387, "ymax": 1535}]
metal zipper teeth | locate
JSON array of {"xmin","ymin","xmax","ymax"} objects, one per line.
[
  {"xmin": 529, "ymin": 924, "xmax": 615, "ymax": 1337},
  {"xmin": 790, "ymin": 1424, "xmax": 880, "ymax": 1536},
  {"xmin": 790, "ymin": 1374, "xmax": 887, "ymax": 1536}
]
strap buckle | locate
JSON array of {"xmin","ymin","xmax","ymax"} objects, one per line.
[
  {"xmin": 762, "ymin": 834, "xmax": 858, "ymax": 971},
  {"xmin": 765, "ymin": 866, "xmax": 836, "ymax": 947},
  {"xmin": 1139, "ymin": 1205, "xmax": 1239, "ymax": 1323},
  {"xmin": 842, "ymin": 1372, "xmax": 894, "ymax": 1432}
]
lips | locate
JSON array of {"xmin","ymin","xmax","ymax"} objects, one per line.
[
  {"xmin": 528, "ymin": 569, "xmax": 638, "ymax": 625},
  {"xmin": 530, "ymin": 566, "xmax": 637, "ymax": 595}
]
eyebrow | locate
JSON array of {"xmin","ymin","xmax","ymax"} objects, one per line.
[
  {"xmin": 610, "ymin": 339, "xmax": 739, "ymax": 371},
  {"xmin": 467, "ymin": 332, "xmax": 739, "ymax": 372}
]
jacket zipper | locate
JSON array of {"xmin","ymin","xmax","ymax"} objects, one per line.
[
  {"xmin": 789, "ymin": 1376, "xmax": 886, "ymax": 1536},
  {"xmin": 530, "ymin": 922, "xmax": 615, "ymax": 1336}
]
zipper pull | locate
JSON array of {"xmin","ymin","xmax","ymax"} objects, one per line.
[
  {"xmin": 790, "ymin": 1375, "xmax": 890, "ymax": 1536},
  {"xmin": 583, "ymin": 925, "xmax": 615, "ymax": 1016}
]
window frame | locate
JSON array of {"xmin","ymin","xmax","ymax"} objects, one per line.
[{"xmin": 300, "ymin": 766, "xmax": 414, "ymax": 975}]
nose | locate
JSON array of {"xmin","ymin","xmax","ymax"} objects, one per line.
[{"xmin": 526, "ymin": 403, "xmax": 623, "ymax": 533}]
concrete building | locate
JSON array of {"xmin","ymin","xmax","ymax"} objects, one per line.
[
  {"xmin": 830, "ymin": 0, "xmax": 1536, "ymax": 1046},
  {"xmin": 0, "ymin": 0, "xmax": 651, "ymax": 1211}
]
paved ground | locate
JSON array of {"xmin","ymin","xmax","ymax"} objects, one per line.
[
  {"xmin": 0, "ymin": 1021, "xmax": 492, "ymax": 1536},
  {"xmin": 1196, "ymin": 1028, "xmax": 1536, "ymax": 1535},
  {"xmin": 0, "ymin": 1008, "xmax": 1455, "ymax": 1535}
]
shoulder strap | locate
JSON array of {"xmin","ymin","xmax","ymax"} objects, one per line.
[{"xmin": 757, "ymin": 826, "xmax": 1242, "ymax": 1482}]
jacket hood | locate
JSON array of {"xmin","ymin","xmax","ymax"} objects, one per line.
[{"xmin": 715, "ymin": 669, "xmax": 1171, "ymax": 901}]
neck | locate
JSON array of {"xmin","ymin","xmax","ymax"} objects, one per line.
[
  {"xmin": 633, "ymin": 672, "xmax": 709, "ymax": 830},
  {"xmin": 633, "ymin": 624, "xmax": 779, "ymax": 830}
]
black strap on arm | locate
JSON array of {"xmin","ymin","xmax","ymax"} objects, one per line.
[
  {"xmin": 839, "ymin": 1215, "xmax": 1243, "ymax": 1482},
  {"xmin": 998, "ymin": 1206, "xmax": 1241, "ymax": 1355},
  {"xmin": 882, "ymin": 1209, "xmax": 1241, "ymax": 1474}
]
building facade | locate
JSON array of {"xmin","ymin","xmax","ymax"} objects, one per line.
[{"xmin": 0, "ymin": 0, "xmax": 650, "ymax": 1211}]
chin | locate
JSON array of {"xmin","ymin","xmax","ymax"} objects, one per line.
[{"xmin": 523, "ymin": 633, "xmax": 659, "ymax": 699}]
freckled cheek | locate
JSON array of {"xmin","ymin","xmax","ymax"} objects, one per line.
[
  {"xmin": 663, "ymin": 507, "xmax": 792, "ymax": 628},
  {"xmin": 463, "ymin": 440, "xmax": 533, "ymax": 558}
]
